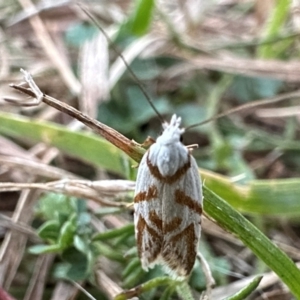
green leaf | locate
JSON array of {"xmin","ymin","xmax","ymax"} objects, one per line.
[
  {"xmin": 93, "ymin": 241, "xmax": 125, "ymax": 262},
  {"xmin": 98, "ymin": 86, "xmax": 171, "ymax": 137},
  {"xmin": 201, "ymin": 170, "xmax": 300, "ymax": 216},
  {"xmin": 37, "ymin": 220, "xmax": 61, "ymax": 242},
  {"xmin": 203, "ymin": 185, "xmax": 300, "ymax": 298},
  {"xmin": 128, "ymin": 0, "xmax": 155, "ymax": 36},
  {"xmin": 65, "ymin": 23, "xmax": 98, "ymax": 46},
  {"xmin": 114, "ymin": 277, "xmax": 172, "ymax": 300},
  {"xmin": 74, "ymin": 235, "xmax": 89, "ymax": 254},
  {"xmin": 36, "ymin": 193, "xmax": 77, "ymax": 221},
  {"xmin": 58, "ymin": 214, "xmax": 77, "ymax": 249},
  {"xmin": 95, "ymin": 207, "xmax": 125, "ymax": 216},
  {"xmin": 224, "ymin": 275, "xmax": 263, "ymax": 300},
  {"xmin": 0, "ymin": 112, "xmax": 129, "ymax": 176},
  {"xmin": 28, "ymin": 244, "xmax": 62, "ymax": 254},
  {"xmin": 59, "ymin": 247, "xmax": 90, "ymax": 281},
  {"xmin": 175, "ymin": 281, "xmax": 194, "ymax": 300},
  {"xmin": 159, "ymin": 286, "xmax": 176, "ymax": 300},
  {"xmin": 123, "ymin": 261, "xmax": 145, "ymax": 288},
  {"xmin": 257, "ymin": 0, "xmax": 291, "ymax": 58},
  {"xmin": 86, "ymin": 248, "xmax": 96, "ymax": 276},
  {"xmin": 93, "ymin": 224, "xmax": 134, "ymax": 241},
  {"xmin": 77, "ymin": 212, "xmax": 91, "ymax": 227},
  {"xmin": 122, "ymin": 257, "xmax": 141, "ymax": 279},
  {"xmin": 231, "ymin": 76, "xmax": 283, "ymax": 102}
]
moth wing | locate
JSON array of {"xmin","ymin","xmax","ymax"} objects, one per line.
[
  {"xmin": 161, "ymin": 155, "xmax": 202, "ymax": 277},
  {"xmin": 134, "ymin": 152, "xmax": 163, "ymax": 270}
]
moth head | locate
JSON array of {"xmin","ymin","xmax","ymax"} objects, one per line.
[{"xmin": 157, "ymin": 114, "xmax": 185, "ymax": 145}]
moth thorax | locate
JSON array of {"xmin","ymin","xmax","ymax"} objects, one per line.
[{"xmin": 149, "ymin": 142, "xmax": 189, "ymax": 177}]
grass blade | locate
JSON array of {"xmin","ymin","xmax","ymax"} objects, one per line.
[{"xmin": 203, "ymin": 185, "xmax": 300, "ymax": 298}]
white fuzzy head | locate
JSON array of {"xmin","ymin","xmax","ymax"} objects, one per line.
[
  {"xmin": 156, "ymin": 114, "xmax": 185, "ymax": 145},
  {"xmin": 149, "ymin": 114, "xmax": 188, "ymax": 177}
]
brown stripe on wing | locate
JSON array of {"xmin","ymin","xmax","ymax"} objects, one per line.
[
  {"xmin": 146, "ymin": 154, "xmax": 191, "ymax": 184},
  {"xmin": 149, "ymin": 210, "xmax": 163, "ymax": 231},
  {"xmin": 162, "ymin": 223, "xmax": 197, "ymax": 276},
  {"xmin": 163, "ymin": 217, "xmax": 182, "ymax": 233},
  {"xmin": 175, "ymin": 189, "xmax": 202, "ymax": 215},
  {"xmin": 136, "ymin": 215, "xmax": 163, "ymax": 264},
  {"xmin": 134, "ymin": 185, "xmax": 158, "ymax": 203}
]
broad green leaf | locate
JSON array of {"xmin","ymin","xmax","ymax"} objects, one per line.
[
  {"xmin": 65, "ymin": 23, "xmax": 98, "ymax": 46},
  {"xmin": 74, "ymin": 235, "xmax": 89, "ymax": 254},
  {"xmin": 77, "ymin": 212, "xmax": 91, "ymax": 227},
  {"xmin": 37, "ymin": 220, "xmax": 60, "ymax": 242},
  {"xmin": 0, "ymin": 112, "xmax": 129, "ymax": 176},
  {"xmin": 36, "ymin": 193, "xmax": 76, "ymax": 221},
  {"xmin": 98, "ymin": 87, "xmax": 171, "ymax": 137},
  {"xmin": 231, "ymin": 76, "xmax": 283, "ymax": 102},
  {"xmin": 60, "ymin": 247, "xmax": 90, "ymax": 281},
  {"xmin": 203, "ymin": 186, "xmax": 300, "ymax": 298}
]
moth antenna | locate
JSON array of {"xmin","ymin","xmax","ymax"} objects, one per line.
[
  {"xmin": 186, "ymin": 90, "xmax": 300, "ymax": 130},
  {"xmin": 80, "ymin": 5, "xmax": 165, "ymax": 124}
]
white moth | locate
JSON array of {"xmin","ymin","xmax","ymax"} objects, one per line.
[{"xmin": 134, "ymin": 114, "xmax": 203, "ymax": 278}]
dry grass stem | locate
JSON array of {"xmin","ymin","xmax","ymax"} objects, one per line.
[
  {"xmin": 95, "ymin": 270, "xmax": 124, "ymax": 300},
  {"xmin": 0, "ymin": 155, "xmax": 78, "ymax": 180},
  {"xmin": 7, "ymin": 69, "xmax": 144, "ymax": 162},
  {"xmin": 0, "ymin": 180, "xmax": 133, "ymax": 207},
  {"xmin": 17, "ymin": 0, "xmax": 80, "ymax": 94}
]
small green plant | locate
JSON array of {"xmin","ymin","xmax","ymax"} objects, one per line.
[{"xmin": 30, "ymin": 193, "xmax": 96, "ymax": 281}]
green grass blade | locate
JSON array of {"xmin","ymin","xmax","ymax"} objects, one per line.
[
  {"xmin": 0, "ymin": 112, "xmax": 129, "ymax": 176},
  {"xmin": 257, "ymin": 0, "xmax": 291, "ymax": 58},
  {"xmin": 130, "ymin": 0, "xmax": 155, "ymax": 36},
  {"xmin": 175, "ymin": 281, "xmax": 194, "ymax": 300},
  {"xmin": 92, "ymin": 224, "xmax": 134, "ymax": 241},
  {"xmin": 203, "ymin": 185, "xmax": 300, "ymax": 298},
  {"xmin": 224, "ymin": 275, "xmax": 263, "ymax": 300},
  {"xmin": 202, "ymin": 170, "xmax": 300, "ymax": 216},
  {"xmin": 114, "ymin": 277, "xmax": 172, "ymax": 300}
]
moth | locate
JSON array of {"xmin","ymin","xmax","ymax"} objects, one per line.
[{"xmin": 134, "ymin": 114, "xmax": 202, "ymax": 278}]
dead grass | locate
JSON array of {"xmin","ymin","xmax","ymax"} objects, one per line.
[{"xmin": 1, "ymin": 1, "xmax": 300, "ymax": 299}]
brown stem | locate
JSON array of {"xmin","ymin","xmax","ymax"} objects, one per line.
[{"xmin": 9, "ymin": 84, "xmax": 144, "ymax": 163}]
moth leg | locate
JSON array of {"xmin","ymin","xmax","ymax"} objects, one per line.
[
  {"xmin": 197, "ymin": 252, "xmax": 215, "ymax": 300},
  {"xmin": 126, "ymin": 202, "xmax": 134, "ymax": 208},
  {"xmin": 131, "ymin": 137, "xmax": 156, "ymax": 169},
  {"xmin": 186, "ymin": 144, "xmax": 199, "ymax": 153},
  {"xmin": 132, "ymin": 136, "xmax": 156, "ymax": 149},
  {"xmin": 141, "ymin": 136, "xmax": 156, "ymax": 148}
]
